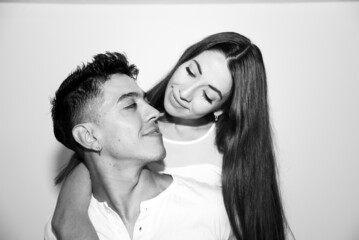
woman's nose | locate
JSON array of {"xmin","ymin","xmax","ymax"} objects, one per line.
[{"xmin": 179, "ymin": 81, "xmax": 202, "ymax": 102}]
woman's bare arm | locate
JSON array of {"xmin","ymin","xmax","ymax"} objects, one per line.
[{"xmin": 51, "ymin": 162, "xmax": 98, "ymax": 240}]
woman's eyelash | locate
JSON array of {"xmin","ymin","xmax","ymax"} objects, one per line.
[
  {"xmin": 202, "ymin": 90, "xmax": 213, "ymax": 104},
  {"xmin": 186, "ymin": 66, "xmax": 195, "ymax": 77}
]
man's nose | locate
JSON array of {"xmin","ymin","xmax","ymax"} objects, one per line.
[
  {"xmin": 144, "ymin": 102, "xmax": 160, "ymax": 122},
  {"xmin": 180, "ymin": 81, "xmax": 202, "ymax": 102}
]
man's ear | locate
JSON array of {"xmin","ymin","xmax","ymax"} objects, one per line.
[{"xmin": 72, "ymin": 123, "xmax": 102, "ymax": 151}]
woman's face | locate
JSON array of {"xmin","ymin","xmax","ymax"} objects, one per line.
[{"xmin": 164, "ymin": 50, "xmax": 233, "ymax": 120}]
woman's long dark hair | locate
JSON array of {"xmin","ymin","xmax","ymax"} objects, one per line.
[{"xmin": 147, "ymin": 32, "xmax": 288, "ymax": 240}]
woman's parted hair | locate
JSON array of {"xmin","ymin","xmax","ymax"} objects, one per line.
[{"xmin": 147, "ymin": 32, "xmax": 288, "ymax": 240}]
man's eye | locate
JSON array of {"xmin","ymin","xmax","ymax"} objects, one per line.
[
  {"xmin": 186, "ymin": 66, "xmax": 195, "ymax": 78},
  {"xmin": 124, "ymin": 103, "xmax": 137, "ymax": 109}
]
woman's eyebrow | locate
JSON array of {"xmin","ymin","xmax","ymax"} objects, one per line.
[
  {"xmin": 208, "ymin": 85, "xmax": 223, "ymax": 100},
  {"xmin": 193, "ymin": 59, "xmax": 202, "ymax": 75}
]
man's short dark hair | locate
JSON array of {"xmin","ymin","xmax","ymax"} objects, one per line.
[{"xmin": 51, "ymin": 52, "xmax": 138, "ymax": 151}]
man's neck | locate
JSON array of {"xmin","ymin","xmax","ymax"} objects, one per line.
[{"xmin": 86, "ymin": 155, "xmax": 172, "ymax": 237}]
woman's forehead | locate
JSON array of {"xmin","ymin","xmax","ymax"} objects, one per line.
[{"xmin": 192, "ymin": 51, "xmax": 232, "ymax": 94}]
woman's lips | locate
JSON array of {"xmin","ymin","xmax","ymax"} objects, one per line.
[{"xmin": 170, "ymin": 89, "xmax": 188, "ymax": 110}]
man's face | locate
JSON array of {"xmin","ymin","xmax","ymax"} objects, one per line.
[{"xmin": 94, "ymin": 74, "xmax": 165, "ymax": 165}]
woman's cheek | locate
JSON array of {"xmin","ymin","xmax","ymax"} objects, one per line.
[
  {"xmin": 192, "ymin": 100, "xmax": 212, "ymax": 117},
  {"xmin": 170, "ymin": 70, "xmax": 183, "ymax": 85}
]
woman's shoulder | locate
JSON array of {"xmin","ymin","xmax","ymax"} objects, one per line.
[
  {"xmin": 172, "ymin": 174, "xmax": 221, "ymax": 196},
  {"xmin": 162, "ymin": 164, "xmax": 222, "ymax": 187},
  {"xmin": 161, "ymin": 123, "xmax": 216, "ymax": 144}
]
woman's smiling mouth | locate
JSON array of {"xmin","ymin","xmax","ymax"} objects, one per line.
[{"xmin": 170, "ymin": 88, "xmax": 189, "ymax": 110}]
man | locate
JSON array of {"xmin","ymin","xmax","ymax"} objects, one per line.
[{"xmin": 45, "ymin": 52, "xmax": 231, "ymax": 240}]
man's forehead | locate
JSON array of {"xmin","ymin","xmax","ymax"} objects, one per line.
[{"xmin": 103, "ymin": 74, "xmax": 143, "ymax": 97}]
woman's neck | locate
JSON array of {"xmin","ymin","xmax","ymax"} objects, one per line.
[
  {"xmin": 162, "ymin": 113, "xmax": 213, "ymax": 127},
  {"xmin": 159, "ymin": 113, "xmax": 214, "ymax": 141}
]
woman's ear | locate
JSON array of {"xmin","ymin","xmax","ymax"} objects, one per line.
[
  {"xmin": 214, "ymin": 110, "xmax": 224, "ymax": 121},
  {"xmin": 214, "ymin": 109, "xmax": 224, "ymax": 117},
  {"xmin": 72, "ymin": 124, "xmax": 102, "ymax": 151}
]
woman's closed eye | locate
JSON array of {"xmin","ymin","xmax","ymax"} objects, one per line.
[
  {"xmin": 202, "ymin": 90, "xmax": 213, "ymax": 104},
  {"xmin": 186, "ymin": 66, "xmax": 195, "ymax": 78}
]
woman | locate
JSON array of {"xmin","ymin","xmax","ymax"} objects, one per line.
[{"xmin": 52, "ymin": 32, "xmax": 288, "ymax": 240}]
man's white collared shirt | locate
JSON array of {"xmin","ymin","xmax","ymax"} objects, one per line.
[{"xmin": 45, "ymin": 176, "xmax": 231, "ymax": 240}]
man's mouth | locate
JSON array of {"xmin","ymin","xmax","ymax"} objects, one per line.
[{"xmin": 142, "ymin": 125, "xmax": 162, "ymax": 136}]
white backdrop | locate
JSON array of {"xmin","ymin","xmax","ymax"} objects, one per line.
[{"xmin": 0, "ymin": 2, "xmax": 358, "ymax": 240}]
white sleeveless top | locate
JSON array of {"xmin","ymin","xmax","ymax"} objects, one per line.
[{"xmin": 148, "ymin": 124, "xmax": 223, "ymax": 187}]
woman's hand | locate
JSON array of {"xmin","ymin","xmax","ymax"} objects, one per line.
[{"xmin": 51, "ymin": 156, "xmax": 98, "ymax": 240}]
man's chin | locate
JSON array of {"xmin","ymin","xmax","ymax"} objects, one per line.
[{"xmin": 145, "ymin": 149, "xmax": 166, "ymax": 165}]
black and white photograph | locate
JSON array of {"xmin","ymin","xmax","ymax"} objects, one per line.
[{"xmin": 0, "ymin": 1, "xmax": 358, "ymax": 240}]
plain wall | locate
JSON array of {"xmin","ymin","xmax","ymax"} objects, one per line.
[{"xmin": 0, "ymin": 2, "xmax": 358, "ymax": 240}]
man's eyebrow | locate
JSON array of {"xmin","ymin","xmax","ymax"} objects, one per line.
[
  {"xmin": 208, "ymin": 85, "xmax": 223, "ymax": 100},
  {"xmin": 117, "ymin": 91, "xmax": 144, "ymax": 103},
  {"xmin": 193, "ymin": 59, "xmax": 202, "ymax": 75}
]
